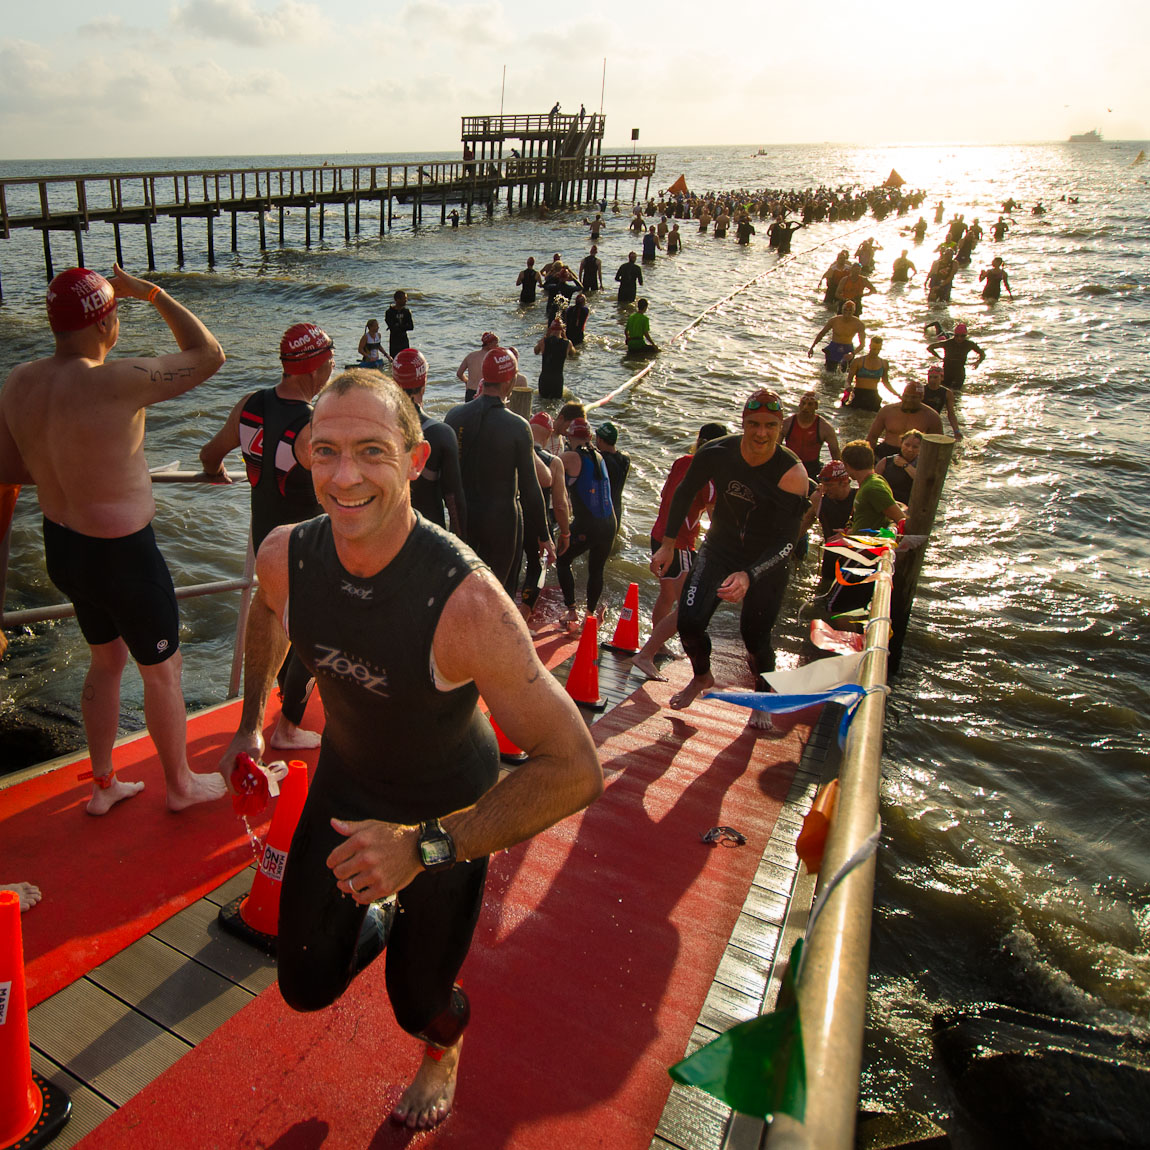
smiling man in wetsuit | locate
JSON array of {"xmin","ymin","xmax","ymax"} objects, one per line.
[
  {"xmin": 199, "ymin": 321, "xmax": 336, "ymax": 751},
  {"xmin": 0, "ymin": 265, "xmax": 228, "ymax": 814},
  {"xmin": 651, "ymin": 389, "xmax": 810, "ymax": 720},
  {"xmin": 217, "ymin": 370, "xmax": 602, "ymax": 1130}
]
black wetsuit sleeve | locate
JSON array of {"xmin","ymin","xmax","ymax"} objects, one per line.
[
  {"xmin": 663, "ymin": 450, "xmax": 716, "ymax": 541},
  {"xmin": 745, "ymin": 489, "xmax": 811, "ymax": 583},
  {"xmin": 438, "ymin": 427, "xmax": 467, "ymax": 539},
  {"xmin": 516, "ymin": 426, "xmax": 550, "ymax": 544}
]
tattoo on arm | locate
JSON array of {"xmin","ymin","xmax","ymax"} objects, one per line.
[{"xmin": 133, "ymin": 365, "xmax": 195, "ymax": 384}]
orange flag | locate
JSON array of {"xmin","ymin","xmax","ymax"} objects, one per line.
[{"xmin": 667, "ymin": 174, "xmax": 689, "ymax": 196}]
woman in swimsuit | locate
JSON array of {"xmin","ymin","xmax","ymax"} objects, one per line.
[{"xmin": 845, "ymin": 336, "xmax": 889, "ymax": 411}]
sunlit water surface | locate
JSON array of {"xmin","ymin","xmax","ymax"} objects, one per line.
[{"xmin": 1, "ymin": 142, "xmax": 1147, "ymax": 1116}]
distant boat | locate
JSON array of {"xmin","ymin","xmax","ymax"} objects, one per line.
[
  {"xmin": 756, "ymin": 148, "xmax": 769, "ymax": 156},
  {"xmin": 1069, "ymin": 129, "xmax": 1102, "ymax": 143}
]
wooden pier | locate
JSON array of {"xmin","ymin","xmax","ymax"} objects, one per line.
[{"xmin": 0, "ymin": 111, "xmax": 656, "ymax": 291}]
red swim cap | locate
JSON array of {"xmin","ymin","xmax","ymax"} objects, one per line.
[
  {"xmin": 280, "ymin": 323, "xmax": 333, "ymax": 375},
  {"xmin": 46, "ymin": 268, "xmax": 116, "ymax": 334},
  {"xmin": 481, "ymin": 331, "xmax": 498, "ymax": 346},
  {"xmin": 528, "ymin": 411, "xmax": 553, "ymax": 431},
  {"xmin": 927, "ymin": 365, "xmax": 944, "ymax": 380},
  {"xmin": 392, "ymin": 348, "xmax": 429, "ymax": 390},
  {"xmin": 567, "ymin": 418, "xmax": 592, "ymax": 440},
  {"xmin": 482, "ymin": 347, "xmax": 517, "ymax": 385}
]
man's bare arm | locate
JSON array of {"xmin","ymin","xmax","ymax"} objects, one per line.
[
  {"xmin": 865, "ymin": 412, "xmax": 884, "ymax": 447},
  {"xmin": 215, "ymin": 528, "xmax": 293, "ymax": 777},
  {"xmin": 108, "ymin": 264, "xmax": 226, "ymax": 404},
  {"xmin": 198, "ymin": 393, "xmax": 249, "ymax": 478}
]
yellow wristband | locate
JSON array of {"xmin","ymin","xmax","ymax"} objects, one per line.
[{"xmin": 147, "ymin": 286, "xmax": 161, "ymax": 303}]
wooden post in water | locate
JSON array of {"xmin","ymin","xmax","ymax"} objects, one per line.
[
  {"xmin": 258, "ymin": 209, "xmax": 266, "ymax": 250},
  {"xmin": 144, "ymin": 221, "xmax": 155, "ymax": 270},
  {"xmin": 343, "ymin": 200, "xmax": 350, "ymax": 243},
  {"xmin": 113, "ymin": 223, "xmax": 124, "ymax": 267},
  {"xmin": 206, "ymin": 215, "xmax": 215, "ymax": 266},
  {"xmin": 889, "ymin": 432, "xmax": 955, "ymax": 674},
  {"xmin": 176, "ymin": 216, "xmax": 184, "ymax": 265},
  {"xmin": 279, "ymin": 205, "xmax": 285, "ymax": 245},
  {"xmin": 73, "ymin": 221, "xmax": 85, "ymax": 268},
  {"xmin": 318, "ymin": 202, "xmax": 325, "ymax": 242},
  {"xmin": 231, "ymin": 210, "xmax": 238, "ymax": 252},
  {"xmin": 305, "ymin": 205, "xmax": 311, "ymax": 248},
  {"xmin": 508, "ymin": 387, "xmax": 533, "ymax": 420}
]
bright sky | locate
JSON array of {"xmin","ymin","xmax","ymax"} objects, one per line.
[{"xmin": 1, "ymin": 0, "xmax": 1146, "ymax": 159}]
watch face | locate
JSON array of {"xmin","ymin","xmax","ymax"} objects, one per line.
[{"xmin": 421, "ymin": 837, "xmax": 454, "ymax": 867}]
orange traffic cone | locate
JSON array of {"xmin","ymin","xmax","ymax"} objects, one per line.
[
  {"xmin": 219, "ymin": 759, "xmax": 309, "ymax": 954},
  {"xmin": 0, "ymin": 891, "xmax": 71, "ymax": 1149},
  {"xmin": 488, "ymin": 712, "xmax": 528, "ymax": 764},
  {"xmin": 565, "ymin": 615, "xmax": 606, "ymax": 710},
  {"xmin": 601, "ymin": 582, "xmax": 641, "ymax": 654}
]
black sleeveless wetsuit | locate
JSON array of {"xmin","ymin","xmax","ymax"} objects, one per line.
[
  {"xmin": 664, "ymin": 436, "xmax": 808, "ymax": 685},
  {"xmin": 239, "ymin": 386, "xmax": 321, "ymax": 723},
  {"xmin": 538, "ymin": 336, "xmax": 569, "ymax": 399},
  {"xmin": 239, "ymin": 387, "xmax": 319, "ymax": 551},
  {"xmin": 444, "ymin": 395, "xmax": 549, "ymax": 595},
  {"xmin": 277, "ymin": 516, "xmax": 497, "ymax": 1044}
]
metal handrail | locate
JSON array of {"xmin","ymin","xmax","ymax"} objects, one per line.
[
  {"xmin": 764, "ymin": 555, "xmax": 893, "ymax": 1150},
  {"xmin": 0, "ymin": 473, "xmax": 256, "ymax": 699}
]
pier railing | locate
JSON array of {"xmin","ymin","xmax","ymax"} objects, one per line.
[{"xmin": 0, "ymin": 154, "xmax": 656, "ymax": 236}]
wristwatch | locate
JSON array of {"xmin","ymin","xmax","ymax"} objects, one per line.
[{"xmin": 417, "ymin": 819, "xmax": 456, "ymax": 871}]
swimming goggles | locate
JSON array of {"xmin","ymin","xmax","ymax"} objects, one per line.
[
  {"xmin": 700, "ymin": 826, "xmax": 747, "ymax": 847},
  {"xmin": 744, "ymin": 394, "xmax": 782, "ymax": 412}
]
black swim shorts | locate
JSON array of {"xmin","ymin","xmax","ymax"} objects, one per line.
[
  {"xmin": 43, "ymin": 519, "xmax": 180, "ymax": 664},
  {"xmin": 651, "ymin": 537, "xmax": 694, "ymax": 580}
]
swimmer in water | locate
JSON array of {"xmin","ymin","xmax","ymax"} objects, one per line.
[{"xmin": 809, "ymin": 301, "xmax": 865, "ymax": 373}]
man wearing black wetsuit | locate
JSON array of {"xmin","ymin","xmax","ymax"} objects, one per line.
[
  {"xmin": 391, "ymin": 348, "xmax": 465, "ymax": 536},
  {"xmin": 595, "ymin": 420, "xmax": 630, "ymax": 528},
  {"xmin": 384, "ymin": 290, "xmax": 414, "ymax": 358},
  {"xmin": 445, "ymin": 347, "xmax": 553, "ymax": 596},
  {"xmin": 615, "ymin": 251, "xmax": 643, "ymax": 304},
  {"xmin": 218, "ymin": 371, "xmax": 602, "ymax": 1131},
  {"xmin": 927, "ymin": 322, "xmax": 985, "ymax": 388},
  {"xmin": 200, "ymin": 321, "xmax": 335, "ymax": 751},
  {"xmin": 652, "ymin": 389, "xmax": 810, "ymax": 718}
]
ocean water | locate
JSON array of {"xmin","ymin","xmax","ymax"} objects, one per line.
[{"xmin": 1, "ymin": 142, "xmax": 1148, "ymax": 1117}]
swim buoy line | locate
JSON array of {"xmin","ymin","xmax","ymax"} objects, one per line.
[{"xmin": 586, "ymin": 222, "xmax": 877, "ymax": 412}]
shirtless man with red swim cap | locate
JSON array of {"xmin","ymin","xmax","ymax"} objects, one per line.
[{"xmin": 0, "ymin": 264, "xmax": 229, "ymax": 815}]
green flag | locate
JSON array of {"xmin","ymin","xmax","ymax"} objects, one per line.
[{"xmin": 668, "ymin": 941, "xmax": 806, "ymax": 1121}]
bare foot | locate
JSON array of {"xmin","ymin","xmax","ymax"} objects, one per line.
[
  {"xmin": 630, "ymin": 653, "xmax": 667, "ymax": 682},
  {"xmin": 747, "ymin": 709, "xmax": 776, "ymax": 732},
  {"xmin": 668, "ymin": 673, "xmax": 715, "ymax": 711},
  {"xmin": 391, "ymin": 1039, "xmax": 462, "ymax": 1130},
  {"xmin": 167, "ymin": 770, "xmax": 227, "ymax": 812},
  {"xmin": 2, "ymin": 882, "xmax": 42, "ymax": 912},
  {"xmin": 268, "ymin": 718, "xmax": 322, "ymax": 751},
  {"xmin": 87, "ymin": 776, "xmax": 146, "ymax": 815}
]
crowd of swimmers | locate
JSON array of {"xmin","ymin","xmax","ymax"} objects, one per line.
[{"xmin": 0, "ymin": 167, "xmax": 1025, "ymax": 1129}]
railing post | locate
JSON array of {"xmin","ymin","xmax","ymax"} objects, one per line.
[{"xmin": 889, "ymin": 433, "xmax": 954, "ymax": 673}]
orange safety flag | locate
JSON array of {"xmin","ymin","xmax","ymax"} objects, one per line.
[
  {"xmin": 667, "ymin": 174, "xmax": 689, "ymax": 196},
  {"xmin": 883, "ymin": 168, "xmax": 905, "ymax": 188}
]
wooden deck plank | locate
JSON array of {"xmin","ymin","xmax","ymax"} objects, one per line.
[
  {"xmin": 149, "ymin": 899, "xmax": 277, "ymax": 993},
  {"xmin": 28, "ymin": 979, "xmax": 191, "ymax": 1106},
  {"xmin": 86, "ymin": 934, "xmax": 256, "ymax": 1045},
  {"xmin": 29, "ymin": 1047, "xmax": 116, "ymax": 1150}
]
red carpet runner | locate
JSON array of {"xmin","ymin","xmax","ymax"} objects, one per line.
[{"xmin": 78, "ymin": 665, "xmax": 806, "ymax": 1150}]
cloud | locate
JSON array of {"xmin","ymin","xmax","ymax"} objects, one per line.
[
  {"xmin": 171, "ymin": 0, "xmax": 328, "ymax": 47},
  {"xmin": 396, "ymin": 1, "xmax": 501, "ymax": 48}
]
